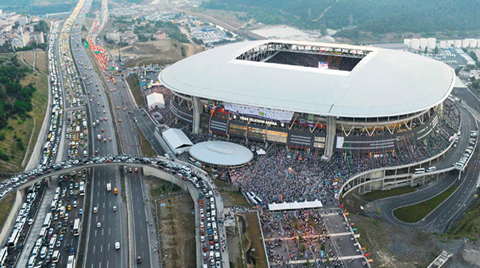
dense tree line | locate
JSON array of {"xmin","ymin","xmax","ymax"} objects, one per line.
[
  {"xmin": 154, "ymin": 21, "xmax": 189, "ymax": 43},
  {"xmin": 34, "ymin": 20, "xmax": 49, "ymax": 33},
  {"xmin": 0, "ymin": 56, "xmax": 36, "ymax": 130},
  {"xmin": 202, "ymin": 0, "xmax": 480, "ymax": 38}
]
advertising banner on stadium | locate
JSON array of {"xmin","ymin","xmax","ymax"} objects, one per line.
[
  {"xmin": 223, "ymin": 102, "xmax": 294, "ymax": 123},
  {"xmin": 336, "ymin": 136, "xmax": 345, "ymax": 149},
  {"xmin": 318, "ymin": 61, "xmax": 329, "ymax": 68},
  {"xmin": 307, "ymin": 114, "xmax": 314, "ymax": 127}
]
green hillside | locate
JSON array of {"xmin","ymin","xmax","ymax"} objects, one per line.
[{"xmin": 202, "ymin": 0, "xmax": 480, "ymax": 40}]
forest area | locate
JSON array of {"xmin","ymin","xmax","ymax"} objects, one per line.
[
  {"xmin": 202, "ymin": 0, "xmax": 480, "ymax": 41},
  {"xmin": 0, "ymin": 56, "xmax": 36, "ymax": 133}
]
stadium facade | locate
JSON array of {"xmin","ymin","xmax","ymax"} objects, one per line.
[{"xmin": 159, "ymin": 40, "xmax": 456, "ymax": 158}]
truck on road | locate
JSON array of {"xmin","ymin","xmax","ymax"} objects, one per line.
[{"xmin": 106, "ymin": 183, "xmax": 111, "ymax": 192}]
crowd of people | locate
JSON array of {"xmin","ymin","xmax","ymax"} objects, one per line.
[
  {"xmin": 152, "ymin": 88, "xmax": 461, "ymax": 207},
  {"xmin": 262, "ymin": 209, "xmax": 351, "ymax": 267}
]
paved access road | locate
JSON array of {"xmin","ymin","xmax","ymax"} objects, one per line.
[{"xmin": 368, "ymin": 104, "xmax": 478, "ymax": 233}]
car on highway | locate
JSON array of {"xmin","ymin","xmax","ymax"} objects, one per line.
[
  {"xmin": 137, "ymin": 256, "xmax": 142, "ymax": 264},
  {"xmin": 113, "ymin": 206, "xmax": 117, "ymax": 212},
  {"xmin": 93, "ymin": 207, "xmax": 98, "ymax": 213},
  {"xmin": 97, "ymin": 222, "xmax": 101, "ymax": 228},
  {"xmin": 115, "ymin": 242, "xmax": 120, "ymax": 250}
]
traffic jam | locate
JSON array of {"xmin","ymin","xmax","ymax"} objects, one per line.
[
  {"xmin": 1, "ymin": 1, "xmax": 90, "ymax": 267},
  {"xmin": 3, "ymin": 152, "xmax": 224, "ymax": 267}
]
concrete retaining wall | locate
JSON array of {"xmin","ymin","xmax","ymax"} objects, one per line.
[{"xmin": 0, "ymin": 190, "xmax": 24, "ymax": 247}]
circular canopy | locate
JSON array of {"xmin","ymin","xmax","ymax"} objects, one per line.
[{"xmin": 189, "ymin": 141, "xmax": 253, "ymax": 166}]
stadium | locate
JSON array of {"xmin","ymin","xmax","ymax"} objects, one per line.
[{"xmin": 159, "ymin": 40, "xmax": 458, "ymax": 161}]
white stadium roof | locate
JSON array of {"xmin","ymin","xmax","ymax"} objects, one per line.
[
  {"xmin": 160, "ymin": 40, "xmax": 455, "ymax": 118},
  {"xmin": 189, "ymin": 141, "xmax": 253, "ymax": 166}
]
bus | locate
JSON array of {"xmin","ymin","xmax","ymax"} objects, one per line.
[
  {"xmin": 250, "ymin": 192, "xmax": 264, "ymax": 205},
  {"xmin": 7, "ymin": 229, "xmax": 20, "ymax": 248},
  {"xmin": 0, "ymin": 247, "xmax": 8, "ymax": 266},
  {"xmin": 245, "ymin": 192, "xmax": 258, "ymax": 206},
  {"xmin": 79, "ymin": 182, "xmax": 85, "ymax": 195},
  {"xmin": 73, "ymin": 218, "xmax": 80, "ymax": 236},
  {"xmin": 66, "ymin": 255, "xmax": 75, "ymax": 268},
  {"xmin": 43, "ymin": 213, "xmax": 52, "ymax": 228}
]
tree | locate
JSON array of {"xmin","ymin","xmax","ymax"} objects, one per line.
[
  {"xmin": 472, "ymin": 79, "xmax": 480, "ymax": 90},
  {"xmin": 34, "ymin": 20, "xmax": 49, "ymax": 33}
]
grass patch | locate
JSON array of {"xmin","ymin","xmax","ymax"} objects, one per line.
[
  {"xmin": 35, "ymin": 50, "xmax": 48, "ymax": 74},
  {"xmin": 220, "ymin": 191, "xmax": 249, "ymax": 207},
  {"xmin": 363, "ymin": 186, "xmax": 416, "ymax": 202},
  {"xmin": 243, "ymin": 213, "xmax": 268, "ymax": 268},
  {"xmin": 136, "ymin": 126, "xmax": 157, "ymax": 157},
  {"xmin": 18, "ymin": 50, "xmax": 35, "ymax": 67},
  {"xmin": 0, "ymin": 192, "xmax": 16, "ymax": 231},
  {"xmin": 151, "ymin": 180, "xmax": 181, "ymax": 196},
  {"xmin": 214, "ymin": 178, "xmax": 231, "ymax": 188},
  {"xmin": 393, "ymin": 185, "xmax": 457, "ymax": 223},
  {"xmin": 126, "ymin": 74, "xmax": 145, "ymax": 107},
  {"xmin": 447, "ymin": 189, "xmax": 480, "ymax": 239},
  {"xmin": 156, "ymin": 194, "xmax": 195, "ymax": 268},
  {"xmin": 0, "ymin": 63, "xmax": 48, "ymax": 173}
]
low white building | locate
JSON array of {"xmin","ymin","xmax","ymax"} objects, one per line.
[
  {"xmin": 146, "ymin": 93, "xmax": 165, "ymax": 110},
  {"xmin": 162, "ymin": 128, "xmax": 193, "ymax": 155}
]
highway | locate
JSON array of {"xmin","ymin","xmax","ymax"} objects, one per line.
[
  {"xmin": 74, "ymin": 0, "xmax": 156, "ymax": 266},
  {"xmin": 93, "ymin": 51, "xmax": 155, "ymax": 267},
  {"xmin": 67, "ymin": 1, "xmax": 128, "ymax": 267}
]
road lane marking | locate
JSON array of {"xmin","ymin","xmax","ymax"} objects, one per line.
[{"xmin": 93, "ymin": 245, "xmax": 95, "ymax": 253}]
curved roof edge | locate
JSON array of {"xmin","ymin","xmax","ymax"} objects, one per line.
[{"xmin": 160, "ymin": 40, "xmax": 456, "ymax": 118}]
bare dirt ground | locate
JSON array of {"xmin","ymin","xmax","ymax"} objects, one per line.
[
  {"xmin": 109, "ymin": 40, "xmax": 184, "ymax": 67},
  {"xmin": 182, "ymin": 42, "xmax": 204, "ymax": 57},
  {"xmin": 345, "ymin": 192, "xmax": 480, "ymax": 268},
  {"xmin": 145, "ymin": 177, "xmax": 196, "ymax": 268}
]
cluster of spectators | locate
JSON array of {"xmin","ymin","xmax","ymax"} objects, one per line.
[
  {"xmin": 156, "ymin": 90, "xmax": 461, "ymax": 207},
  {"xmin": 262, "ymin": 210, "xmax": 345, "ymax": 267}
]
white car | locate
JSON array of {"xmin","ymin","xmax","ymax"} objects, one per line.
[
  {"xmin": 115, "ymin": 242, "xmax": 120, "ymax": 250},
  {"xmin": 97, "ymin": 222, "xmax": 101, "ymax": 228}
]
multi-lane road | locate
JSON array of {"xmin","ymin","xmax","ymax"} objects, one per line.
[
  {"xmin": 69, "ymin": 0, "xmax": 157, "ymax": 266},
  {"xmin": 369, "ymin": 101, "xmax": 479, "ymax": 233},
  {"xmin": 69, "ymin": 2, "xmax": 128, "ymax": 268}
]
